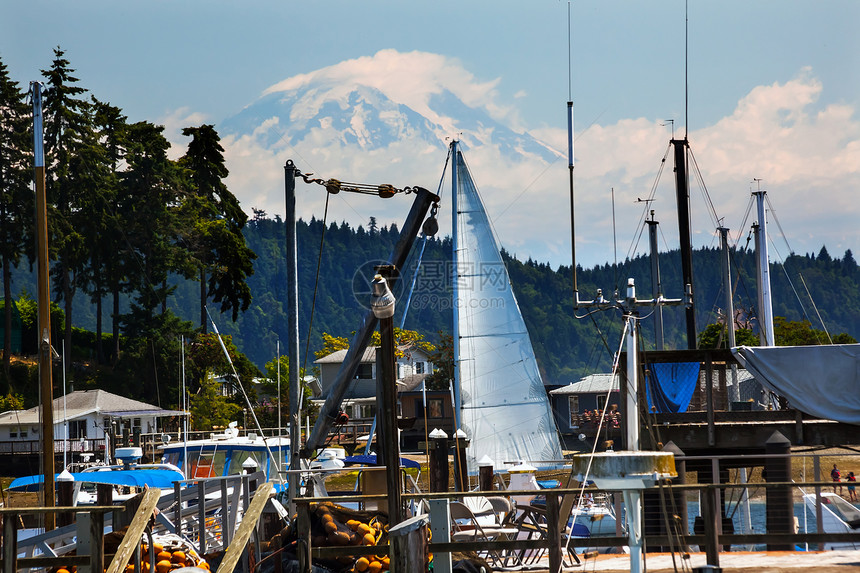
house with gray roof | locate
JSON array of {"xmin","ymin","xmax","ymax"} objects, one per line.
[
  {"xmin": 314, "ymin": 345, "xmax": 433, "ymax": 402},
  {"xmin": 0, "ymin": 389, "xmax": 182, "ymax": 452},
  {"xmin": 549, "ymin": 373, "xmax": 621, "ymax": 434}
]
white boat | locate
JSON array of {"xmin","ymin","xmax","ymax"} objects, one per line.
[
  {"xmin": 8, "ymin": 446, "xmax": 184, "ymax": 505},
  {"xmin": 158, "ymin": 421, "xmax": 345, "ymax": 484},
  {"xmin": 801, "ymin": 492, "xmax": 860, "ymax": 550}
]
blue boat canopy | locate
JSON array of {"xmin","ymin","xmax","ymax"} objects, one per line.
[
  {"xmin": 9, "ymin": 469, "xmax": 184, "ymax": 492},
  {"xmin": 342, "ymin": 454, "xmax": 421, "ymax": 470}
]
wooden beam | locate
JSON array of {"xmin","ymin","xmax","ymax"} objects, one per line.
[
  {"xmin": 215, "ymin": 482, "xmax": 274, "ymax": 573},
  {"xmin": 105, "ymin": 489, "xmax": 161, "ymax": 573}
]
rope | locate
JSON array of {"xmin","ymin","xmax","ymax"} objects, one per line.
[
  {"xmin": 301, "ymin": 191, "xmax": 331, "ymax": 382},
  {"xmin": 639, "ymin": 332, "xmax": 693, "ymax": 572}
]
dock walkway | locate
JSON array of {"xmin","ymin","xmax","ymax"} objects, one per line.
[{"xmin": 525, "ymin": 550, "xmax": 860, "ymax": 572}]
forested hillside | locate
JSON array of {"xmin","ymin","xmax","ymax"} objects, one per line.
[{"xmin": 10, "ymin": 214, "xmax": 856, "ymax": 387}]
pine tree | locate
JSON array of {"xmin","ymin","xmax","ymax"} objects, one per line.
[
  {"xmin": 0, "ymin": 58, "xmax": 32, "ymax": 384},
  {"xmin": 41, "ymin": 46, "xmax": 95, "ymax": 375},
  {"xmin": 178, "ymin": 124, "xmax": 255, "ymax": 327},
  {"xmin": 86, "ymin": 98, "xmax": 127, "ymax": 363}
]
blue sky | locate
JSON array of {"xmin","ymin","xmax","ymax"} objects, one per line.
[{"xmin": 3, "ymin": 1, "xmax": 859, "ymax": 268}]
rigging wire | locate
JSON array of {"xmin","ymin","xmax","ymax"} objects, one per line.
[
  {"xmin": 638, "ymin": 328, "xmax": 694, "ymax": 571},
  {"xmin": 205, "ymin": 305, "xmax": 285, "ymax": 487},
  {"xmin": 560, "ymin": 318, "xmax": 629, "ymax": 561},
  {"xmin": 301, "ymin": 191, "xmax": 332, "ymax": 384},
  {"xmin": 687, "ymin": 147, "xmax": 721, "ymax": 232},
  {"xmin": 798, "ymin": 274, "xmax": 833, "ymax": 344},
  {"xmin": 764, "ymin": 194, "xmax": 832, "ymax": 340},
  {"xmin": 623, "ymin": 144, "xmax": 671, "ymax": 267}
]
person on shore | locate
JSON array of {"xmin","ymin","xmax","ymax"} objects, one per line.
[
  {"xmin": 847, "ymin": 471, "xmax": 857, "ymax": 502},
  {"xmin": 831, "ymin": 464, "xmax": 842, "ymax": 494}
]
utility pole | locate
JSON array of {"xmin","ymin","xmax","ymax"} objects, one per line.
[
  {"xmin": 284, "ymin": 160, "xmax": 301, "ymax": 511},
  {"xmin": 32, "ymin": 82, "xmax": 55, "ymax": 530}
]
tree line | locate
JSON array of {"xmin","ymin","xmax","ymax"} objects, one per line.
[
  {"xmin": 3, "ymin": 48, "xmax": 858, "ymax": 425},
  {"xmin": 0, "ymin": 48, "xmax": 255, "ymax": 418}
]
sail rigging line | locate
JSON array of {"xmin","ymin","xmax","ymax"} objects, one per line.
[
  {"xmin": 560, "ymin": 318, "xmax": 630, "ymax": 563},
  {"xmin": 798, "ymin": 274, "xmax": 832, "ymax": 344},
  {"xmin": 763, "ymin": 194, "xmax": 833, "ymax": 339},
  {"xmin": 687, "ymin": 147, "xmax": 721, "ymax": 231},
  {"xmin": 622, "ymin": 143, "xmax": 671, "ymax": 271},
  {"xmin": 638, "ymin": 331, "xmax": 692, "ymax": 571},
  {"xmin": 205, "ymin": 305, "xmax": 285, "ymax": 487},
  {"xmin": 300, "ymin": 189, "xmax": 331, "ymax": 387}
]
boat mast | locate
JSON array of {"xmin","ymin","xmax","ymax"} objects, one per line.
[
  {"xmin": 284, "ymin": 160, "xmax": 301, "ymax": 510},
  {"xmin": 671, "ymin": 138, "xmax": 697, "ymax": 348},
  {"xmin": 450, "ymin": 140, "xmax": 462, "ymax": 432},
  {"xmin": 646, "ymin": 212, "xmax": 664, "ymax": 350},
  {"xmin": 753, "ymin": 185, "xmax": 775, "ymax": 346},
  {"xmin": 32, "ymin": 81, "xmax": 56, "ymax": 529}
]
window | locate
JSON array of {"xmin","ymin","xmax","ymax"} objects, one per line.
[
  {"xmin": 133, "ymin": 418, "xmax": 141, "ymax": 429},
  {"xmin": 70, "ymin": 420, "xmax": 88, "ymax": 439},
  {"xmin": 428, "ymin": 398, "xmax": 444, "ymax": 418},
  {"xmin": 415, "ymin": 362, "xmax": 425, "ymax": 374},
  {"xmin": 568, "ymin": 396, "xmax": 580, "ymax": 426},
  {"xmin": 597, "ymin": 395, "xmax": 607, "ymax": 413},
  {"xmin": 355, "ymin": 363, "xmax": 373, "ymax": 380}
]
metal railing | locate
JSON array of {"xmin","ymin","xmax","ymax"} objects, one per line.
[{"xmin": 289, "ymin": 450, "xmax": 860, "ymax": 572}]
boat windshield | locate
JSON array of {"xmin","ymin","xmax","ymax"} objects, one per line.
[
  {"xmin": 227, "ymin": 450, "xmax": 267, "ymax": 476},
  {"xmin": 183, "ymin": 450, "xmax": 228, "ymax": 478},
  {"xmin": 825, "ymin": 495, "xmax": 860, "ymax": 527}
]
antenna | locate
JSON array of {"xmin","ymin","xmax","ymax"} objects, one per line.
[
  {"xmin": 684, "ymin": 0, "xmax": 689, "ymax": 138},
  {"xmin": 661, "ymin": 119, "xmax": 675, "ymax": 140},
  {"xmin": 611, "ymin": 187, "xmax": 618, "ymax": 286},
  {"xmin": 566, "ymin": 0, "xmax": 580, "ymax": 308}
]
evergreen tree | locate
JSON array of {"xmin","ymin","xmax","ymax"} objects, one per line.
[
  {"xmin": 90, "ymin": 98, "xmax": 128, "ymax": 363},
  {"xmin": 178, "ymin": 124, "xmax": 255, "ymax": 327},
  {"xmin": 41, "ymin": 46, "xmax": 94, "ymax": 377},
  {"xmin": 118, "ymin": 121, "xmax": 182, "ymax": 326},
  {"xmin": 0, "ymin": 58, "xmax": 32, "ymax": 384}
]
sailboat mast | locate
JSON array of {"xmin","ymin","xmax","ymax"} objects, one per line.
[
  {"xmin": 671, "ymin": 138, "xmax": 697, "ymax": 348},
  {"xmin": 32, "ymin": 81, "xmax": 56, "ymax": 528},
  {"xmin": 284, "ymin": 160, "xmax": 301, "ymax": 510},
  {"xmin": 646, "ymin": 214, "xmax": 664, "ymax": 350},
  {"xmin": 754, "ymin": 188, "xmax": 775, "ymax": 346},
  {"xmin": 450, "ymin": 140, "xmax": 462, "ymax": 431}
]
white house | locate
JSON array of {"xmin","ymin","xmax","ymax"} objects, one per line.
[
  {"xmin": 313, "ymin": 345, "xmax": 434, "ymax": 419},
  {"xmin": 0, "ymin": 389, "xmax": 183, "ymax": 444}
]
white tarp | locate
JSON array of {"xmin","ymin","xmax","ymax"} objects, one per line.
[
  {"xmin": 732, "ymin": 344, "xmax": 860, "ymax": 425},
  {"xmin": 453, "ymin": 148, "xmax": 565, "ymax": 472}
]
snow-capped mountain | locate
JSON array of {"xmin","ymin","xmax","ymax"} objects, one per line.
[
  {"xmin": 220, "ymin": 52, "xmax": 560, "ymax": 164},
  {"xmin": 217, "ymin": 49, "xmax": 570, "ymax": 263}
]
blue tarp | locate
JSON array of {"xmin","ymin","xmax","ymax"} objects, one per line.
[
  {"xmin": 342, "ymin": 454, "xmax": 421, "ymax": 470},
  {"xmin": 9, "ymin": 468, "xmax": 185, "ymax": 492},
  {"xmin": 645, "ymin": 362, "xmax": 700, "ymax": 413}
]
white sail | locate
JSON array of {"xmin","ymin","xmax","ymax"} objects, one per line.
[{"xmin": 451, "ymin": 142, "xmax": 565, "ymax": 472}]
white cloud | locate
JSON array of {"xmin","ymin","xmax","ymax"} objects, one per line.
[
  {"xmin": 159, "ymin": 107, "xmax": 209, "ymax": 160},
  {"xmin": 218, "ymin": 52, "xmax": 860, "ymax": 270},
  {"xmin": 263, "ymin": 49, "xmax": 523, "ymax": 133}
]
